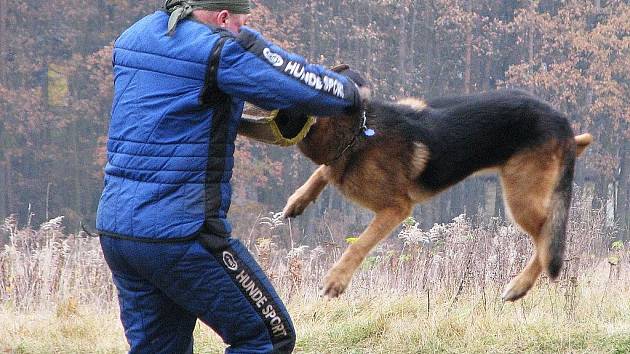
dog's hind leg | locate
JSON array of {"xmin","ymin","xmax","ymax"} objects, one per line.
[
  {"xmin": 283, "ymin": 165, "xmax": 330, "ymax": 218},
  {"xmin": 499, "ymin": 145, "xmax": 565, "ymax": 302},
  {"xmin": 322, "ymin": 203, "xmax": 412, "ymax": 298}
]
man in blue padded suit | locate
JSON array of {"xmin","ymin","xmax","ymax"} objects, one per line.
[{"xmin": 96, "ymin": 0, "xmax": 363, "ymax": 353}]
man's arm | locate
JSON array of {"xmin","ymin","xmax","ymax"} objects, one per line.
[{"xmin": 211, "ymin": 27, "xmax": 361, "ymax": 115}]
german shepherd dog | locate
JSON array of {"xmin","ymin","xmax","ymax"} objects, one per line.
[{"xmin": 281, "ymin": 65, "xmax": 593, "ymax": 301}]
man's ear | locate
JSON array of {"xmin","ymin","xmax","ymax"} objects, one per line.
[
  {"xmin": 331, "ymin": 64, "xmax": 350, "ymax": 73},
  {"xmin": 218, "ymin": 10, "xmax": 229, "ymax": 26}
]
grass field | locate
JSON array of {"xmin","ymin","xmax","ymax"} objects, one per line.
[
  {"xmin": 2, "ymin": 277, "xmax": 630, "ymax": 353},
  {"xmin": 1, "ymin": 205, "xmax": 629, "ymax": 353}
]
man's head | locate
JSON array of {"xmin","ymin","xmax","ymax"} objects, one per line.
[
  {"xmin": 192, "ymin": 9, "xmax": 249, "ymax": 34},
  {"xmin": 164, "ymin": 0, "xmax": 251, "ymax": 35}
]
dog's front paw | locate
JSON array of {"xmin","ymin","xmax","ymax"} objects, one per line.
[
  {"xmin": 282, "ymin": 192, "xmax": 311, "ymax": 218},
  {"xmin": 321, "ymin": 267, "xmax": 352, "ymax": 298}
]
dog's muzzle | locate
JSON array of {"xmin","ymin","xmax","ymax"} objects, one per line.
[{"xmin": 238, "ymin": 103, "xmax": 315, "ymax": 147}]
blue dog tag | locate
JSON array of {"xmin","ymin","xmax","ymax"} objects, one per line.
[{"xmin": 364, "ymin": 129, "xmax": 375, "ymax": 137}]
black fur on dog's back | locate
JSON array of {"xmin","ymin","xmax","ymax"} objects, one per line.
[{"xmin": 361, "ymin": 90, "xmax": 575, "ymax": 192}]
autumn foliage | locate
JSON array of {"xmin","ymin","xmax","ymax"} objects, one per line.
[{"xmin": 0, "ymin": 0, "xmax": 628, "ymax": 238}]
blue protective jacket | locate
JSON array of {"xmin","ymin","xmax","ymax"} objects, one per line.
[{"xmin": 96, "ymin": 11, "xmax": 358, "ymax": 241}]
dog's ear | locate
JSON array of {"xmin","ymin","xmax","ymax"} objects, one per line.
[
  {"xmin": 331, "ymin": 64, "xmax": 370, "ymax": 98},
  {"xmin": 331, "ymin": 64, "xmax": 350, "ymax": 73}
]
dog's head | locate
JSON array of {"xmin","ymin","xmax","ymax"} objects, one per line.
[{"xmin": 293, "ymin": 64, "xmax": 372, "ymax": 165}]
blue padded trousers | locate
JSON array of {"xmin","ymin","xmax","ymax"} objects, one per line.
[{"xmin": 100, "ymin": 233, "xmax": 295, "ymax": 354}]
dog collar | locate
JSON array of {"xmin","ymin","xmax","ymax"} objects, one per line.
[
  {"xmin": 324, "ymin": 110, "xmax": 374, "ymax": 165},
  {"xmin": 361, "ymin": 111, "xmax": 375, "ymax": 137}
]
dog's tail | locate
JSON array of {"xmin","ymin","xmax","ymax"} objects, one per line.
[{"xmin": 543, "ymin": 140, "xmax": 577, "ymax": 279}]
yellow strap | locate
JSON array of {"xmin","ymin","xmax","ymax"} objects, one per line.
[{"xmin": 239, "ymin": 110, "xmax": 315, "ymax": 146}]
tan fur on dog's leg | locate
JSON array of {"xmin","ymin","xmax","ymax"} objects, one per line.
[
  {"xmin": 502, "ymin": 249, "xmax": 544, "ymax": 302},
  {"xmin": 500, "ymin": 146, "xmax": 560, "ymax": 301},
  {"xmin": 575, "ymin": 133, "xmax": 593, "ymax": 157},
  {"xmin": 283, "ymin": 165, "xmax": 330, "ymax": 218},
  {"xmin": 322, "ymin": 204, "xmax": 412, "ymax": 298}
]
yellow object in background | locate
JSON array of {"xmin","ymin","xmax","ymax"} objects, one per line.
[{"xmin": 47, "ymin": 63, "xmax": 69, "ymax": 108}]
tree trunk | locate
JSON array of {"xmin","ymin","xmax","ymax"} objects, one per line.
[
  {"xmin": 0, "ymin": 0, "xmax": 5, "ymax": 221},
  {"xmin": 0, "ymin": 160, "xmax": 6, "ymax": 220},
  {"xmin": 484, "ymin": 179, "xmax": 497, "ymax": 218},
  {"xmin": 0, "ymin": 0, "xmax": 6, "ymax": 83},
  {"xmin": 5, "ymin": 156, "xmax": 12, "ymax": 218},
  {"xmin": 398, "ymin": 2, "xmax": 408, "ymax": 95},
  {"xmin": 528, "ymin": 28, "xmax": 534, "ymax": 70},
  {"xmin": 482, "ymin": 56, "xmax": 492, "ymax": 91},
  {"xmin": 73, "ymin": 122, "xmax": 82, "ymax": 222},
  {"xmin": 427, "ymin": 0, "xmax": 440, "ymax": 96},
  {"xmin": 366, "ymin": 1, "xmax": 372, "ymax": 76},
  {"xmin": 464, "ymin": 1, "xmax": 473, "ymax": 94},
  {"xmin": 408, "ymin": 1, "xmax": 418, "ymax": 85},
  {"xmin": 618, "ymin": 140, "xmax": 629, "ymax": 239},
  {"xmin": 307, "ymin": 0, "xmax": 317, "ymax": 61},
  {"xmin": 606, "ymin": 182, "xmax": 617, "ymax": 228}
]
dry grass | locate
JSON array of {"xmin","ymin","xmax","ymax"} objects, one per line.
[
  {"xmin": 0, "ymin": 305, "xmax": 125, "ymax": 353},
  {"xmin": 2, "ymin": 280, "xmax": 629, "ymax": 353},
  {"xmin": 1, "ymin": 193, "xmax": 628, "ymax": 353}
]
